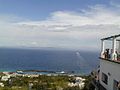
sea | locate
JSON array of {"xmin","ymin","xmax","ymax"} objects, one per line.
[{"xmin": 0, "ymin": 48, "xmax": 99, "ymax": 75}]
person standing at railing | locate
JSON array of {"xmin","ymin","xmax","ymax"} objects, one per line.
[
  {"xmin": 106, "ymin": 49, "xmax": 110, "ymax": 59},
  {"xmin": 104, "ymin": 49, "xmax": 110, "ymax": 59},
  {"xmin": 110, "ymin": 49, "xmax": 113, "ymax": 60},
  {"xmin": 116, "ymin": 51, "xmax": 119, "ymax": 61}
]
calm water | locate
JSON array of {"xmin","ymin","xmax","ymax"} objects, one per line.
[{"xmin": 0, "ymin": 48, "xmax": 99, "ymax": 74}]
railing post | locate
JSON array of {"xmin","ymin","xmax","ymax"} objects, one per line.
[
  {"xmin": 112, "ymin": 37, "xmax": 117, "ymax": 60},
  {"xmin": 101, "ymin": 40, "xmax": 105, "ymax": 58}
]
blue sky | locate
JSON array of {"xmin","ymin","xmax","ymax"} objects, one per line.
[
  {"xmin": 0, "ymin": 0, "xmax": 120, "ymax": 50},
  {"xmin": 0, "ymin": 0, "xmax": 110, "ymax": 20}
]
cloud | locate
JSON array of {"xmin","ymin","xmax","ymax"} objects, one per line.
[
  {"xmin": 18, "ymin": 5, "xmax": 120, "ymax": 29},
  {"xmin": 0, "ymin": 5, "xmax": 120, "ymax": 50},
  {"xmin": 110, "ymin": 0, "xmax": 120, "ymax": 8}
]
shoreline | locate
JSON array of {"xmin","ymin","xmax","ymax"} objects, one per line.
[{"xmin": 0, "ymin": 69, "xmax": 90, "ymax": 76}]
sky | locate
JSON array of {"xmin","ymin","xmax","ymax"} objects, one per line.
[{"xmin": 0, "ymin": 0, "xmax": 120, "ymax": 51}]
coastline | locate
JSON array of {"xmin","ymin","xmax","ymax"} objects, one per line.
[{"xmin": 0, "ymin": 69, "xmax": 90, "ymax": 76}]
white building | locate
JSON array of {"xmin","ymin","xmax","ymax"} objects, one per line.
[
  {"xmin": 1, "ymin": 75, "xmax": 10, "ymax": 81},
  {"xmin": 92, "ymin": 34, "xmax": 120, "ymax": 90},
  {"xmin": 0, "ymin": 82, "xmax": 4, "ymax": 87},
  {"xmin": 68, "ymin": 77, "xmax": 85, "ymax": 89}
]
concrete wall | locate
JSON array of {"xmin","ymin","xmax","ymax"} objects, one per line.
[{"xmin": 99, "ymin": 59, "xmax": 120, "ymax": 90}]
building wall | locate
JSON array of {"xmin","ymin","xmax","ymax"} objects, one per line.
[{"xmin": 99, "ymin": 59, "xmax": 120, "ymax": 90}]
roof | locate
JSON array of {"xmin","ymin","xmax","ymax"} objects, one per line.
[{"xmin": 101, "ymin": 34, "xmax": 120, "ymax": 40}]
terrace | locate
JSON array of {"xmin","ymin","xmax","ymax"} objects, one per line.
[{"xmin": 100, "ymin": 34, "xmax": 120, "ymax": 63}]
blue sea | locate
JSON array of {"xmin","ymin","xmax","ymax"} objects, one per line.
[{"xmin": 0, "ymin": 48, "xmax": 99, "ymax": 75}]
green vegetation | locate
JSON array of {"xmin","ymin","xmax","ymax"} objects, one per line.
[
  {"xmin": 82, "ymin": 75, "xmax": 95, "ymax": 90},
  {"xmin": 0, "ymin": 87, "xmax": 28, "ymax": 90},
  {"xmin": 0, "ymin": 75, "xmax": 80, "ymax": 90},
  {"xmin": 0, "ymin": 74, "xmax": 94, "ymax": 90}
]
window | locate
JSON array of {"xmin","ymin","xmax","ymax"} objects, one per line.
[
  {"xmin": 113, "ymin": 80, "xmax": 120, "ymax": 90},
  {"xmin": 102, "ymin": 73, "xmax": 108, "ymax": 85}
]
